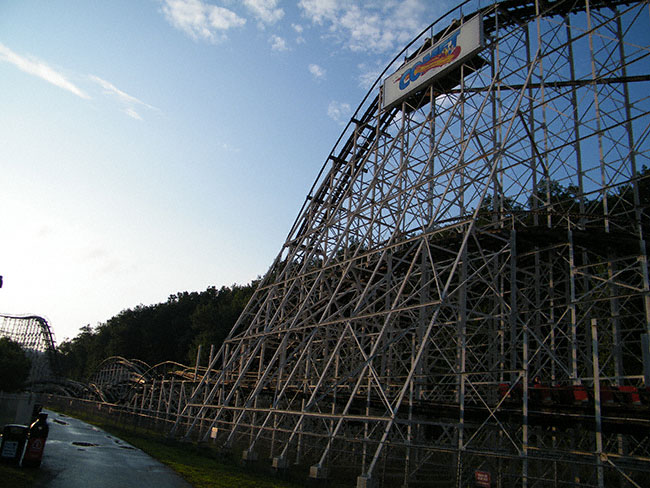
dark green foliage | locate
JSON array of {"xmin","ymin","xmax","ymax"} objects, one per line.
[
  {"xmin": 58, "ymin": 283, "xmax": 257, "ymax": 380},
  {"xmin": 187, "ymin": 284, "xmax": 255, "ymax": 363},
  {"xmin": 0, "ymin": 337, "xmax": 32, "ymax": 392},
  {"xmin": 57, "ymin": 169, "xmax": 650, "ymax": 382}
]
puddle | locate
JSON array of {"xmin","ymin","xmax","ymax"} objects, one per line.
[
  {"xmin": 109, "ymin": 437, "xmax": 136, "ymax": 450},
  {"xmin": 53, "ymin": 419, "xmax": 68, "ymax": 425},
  {"xmin": 72, "ymin": 441, "xmax": 99, "ymax": 447}
]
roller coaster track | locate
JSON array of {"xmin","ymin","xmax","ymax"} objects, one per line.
[
  {"xmin": 61, "ymin": 1, "xmax": 650, "ymax": 486},
  {"xmin": 291, "ymin": 0, "xmax": 643, "ymax": 248},
  {"xmin": 0, "ymin": 314, "xmax": 58, "ymax": 384},
  {"xmin": 87, "ymin": 356, "xmax": 204, "ymax": 404},
  {"xmin": 162, "ymin": 1, "xmax": 650, "ymax": 486}
]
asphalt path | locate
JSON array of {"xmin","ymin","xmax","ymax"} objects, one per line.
[{"xmin": 34, "ymin": 410, "xmax": 192, "ymax": 488}]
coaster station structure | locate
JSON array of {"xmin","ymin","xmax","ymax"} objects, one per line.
[{"xmin": 82, "ymin": 1, "xmax": 650, "ymax": 486}]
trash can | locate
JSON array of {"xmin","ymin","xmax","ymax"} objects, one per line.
[
  {"xmin": 30, "ymin": 403, "xmax": 43, "ymax": 423},
  {"xmin": 0, "ymin": 424, "xmax": 28, "ymax": 465},
  {"xmin": 22, "ymin": 413, "xmax": 49, "ymax": 468}
]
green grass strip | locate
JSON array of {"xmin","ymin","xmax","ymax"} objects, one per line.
[
  {"xmin": 49, "ymin": 408, "xmax": 307, "ymax": 488},
  {"xmin": 113, "ymin": 434, "xmax": 302, "ymax": 488},
  {"xmin": 0, "ymin": 463, "xmax": 44, "ymax": 488}
]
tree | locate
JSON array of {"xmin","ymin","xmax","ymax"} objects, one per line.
[
  {"xmin": 57, "ymin": 282, "xmax": 258, "ymax": 380},
  {"xmin": 0, "ymin": 337, "xmax": 32, "ymax": 392}
]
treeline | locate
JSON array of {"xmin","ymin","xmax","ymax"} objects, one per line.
[
  {"xmin": 0, "ymin": 337, "xmax": 31, "ymax": 391},
  {"xmin": 57, "ymin": 283, "xmax": 257, "ymax": 381},
  {"xmin": 57, "ymin": 170, "xmax": 650, "ymax": 382}
]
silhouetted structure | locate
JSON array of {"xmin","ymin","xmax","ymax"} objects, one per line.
[
  {"xmin": 0, "ymin": 314, "xmax": 58, "ymax": 384},
  {"xmin": 58, "ymin": 1, "xmax": 650, "ymax": 486}
]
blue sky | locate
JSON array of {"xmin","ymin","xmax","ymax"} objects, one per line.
[{"xmin": 0, "ymin": 0, "xmax": 450, "ymax": 342}]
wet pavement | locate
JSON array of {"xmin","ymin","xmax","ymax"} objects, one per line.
[{"xmin": 34, "ymin": 410, "xmax": 192, "ymax": 488}]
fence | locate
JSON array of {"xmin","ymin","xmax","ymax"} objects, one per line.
[{"xmin": 0, "ymin": 391, "xmax": 38, "ymax": 426}]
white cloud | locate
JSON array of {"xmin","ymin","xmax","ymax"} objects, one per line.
[
  {"xmin": 270, "ymin": 35, "xmax": 288, "ymax": 52},
  {"xmin": 338, "ymin": 7, "xmax": 392, "ymax": 52},
  {"xmin": 292, "ymin": 23, "xmax": 306, "ymax": 44},
  {"xmin": 89, "ymin": 75, "xmax": 153, "ymax": 109},
  {"xmin": 298, "ymin": 0, "xmax": 432, "ymax": 53},
  {"xmin": 309, "ymin": 63, "xmax": 326, "ymax": 80},
  {"xmin": 0, "ymin": 43, "xmax": 89, "ymax": 99},
  {"xmin": 0, "ymin": 43, "xmax": 158, "ymax": 120},
  {"xmin": 298, "ymin": 0, "xmax": 339, "ymax": 24},
  {"xmin": 327, "ymin": 100, "xmax": 351, "ymax": 125},
  {"xmin": 243, "ymin": 0, "xmax": 284, "ymax": 24},
  {"xmin": 124, "ymin": 108, "xmax": 143, "ymax": 120},
  {"xmin": 162, "ymin": 0, "xmax": 246, "ymax": 43},
  {"xmin": 89, "ymin": 75, "xmax": 157, "ymax": 120},
  {"xmin": 357, "ymin": 62, "xmax": 384, "ymax": 90}
]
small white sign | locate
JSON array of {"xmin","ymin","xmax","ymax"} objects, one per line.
[
  {"xmin": 1, "ymin": 441, "xmax": 18, "ymax": 457},
  {"xmin": 383, "ymin": 15, "xmax": 484, "ymax": 109}
]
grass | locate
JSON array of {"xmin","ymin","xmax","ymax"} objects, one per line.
[
  {"xmin": 47, "ymin": 408, "xmax": 308, "ymax": 488},
  {"xmin": 105, "ymin": 433, "xmax": 305, "ymax": 488},
  {"xmin": 0, "ymin": 462, "xmax": 44, "ymax": 488}
]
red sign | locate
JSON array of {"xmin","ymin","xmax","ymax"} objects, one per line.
[{"xmin": 474, "ymin": 470, "xmax": 491, "ymax": 487}]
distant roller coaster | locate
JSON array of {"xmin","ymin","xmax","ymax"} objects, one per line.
[
  {"xmin": 87, "ymin": 356, "xmax": 202, "ymax": 407},
  {"xmin": 68, "ymin": 1, "xmax": 650, "ymax": 486},
  {"xmin": 0, "ymin": 314, "xmax": 90, "ymax": 397},
  {"xmin": 0, "ymin": 314, "xmax": 58, "ymax": 384}
]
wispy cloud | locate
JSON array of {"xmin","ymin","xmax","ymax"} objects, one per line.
[
  {"xmin": 357, "ymin": 62, "xmax": 384, "ymax": 90},
  {"xmin": 0, "ymin": 42, "xmax": 158, "ymax": 120},
  {"xmin": 298, "ymin": 0, "xmax": 338, "ymax": 24},
  {"xmin": 327, "ymin": 100, "xmax": 351, "ymax": 125},
  {"xmin": 292, "ymin": 23, "xmax": 306, "ymax": 44},
  {"xmin": 89, "ymin": 75, "xmax": 154, "ymax": 109},
  {"xmin": 124, "ymin": 108, "xmax": 143, "ymax": 120},
  {"xmin": 0, "ymin": 42, "xmax": 89, "ymax": 99},
  {"xmin": 89, "ymin": 75, "xmax": 157, "ymax": 121},
  {"xmin": 309, "ymin": 63, "xmax": 326, "ymax": 80},
  {"xmin": 269, "ymin": 35, "xmax": 288, "ymax": 52},
  {"xmin": 243, "ymin": 0, "xmax": 284, "ymax": 25},
  {"xmin": 298, "ymin": 0, "xmax": 432, "ymax": 53},
  {"xmin": 162, "ymin": 0, "xmax": 246, "ymax": 43}
]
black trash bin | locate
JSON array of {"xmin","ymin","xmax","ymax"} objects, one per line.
[
  {"xmin": 0, "ymin": 424, "xmax": 28, "ymax": 465},
  {"xmin": 22, "ymin": 413, "xmax": 49, "ymax": 468}
]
